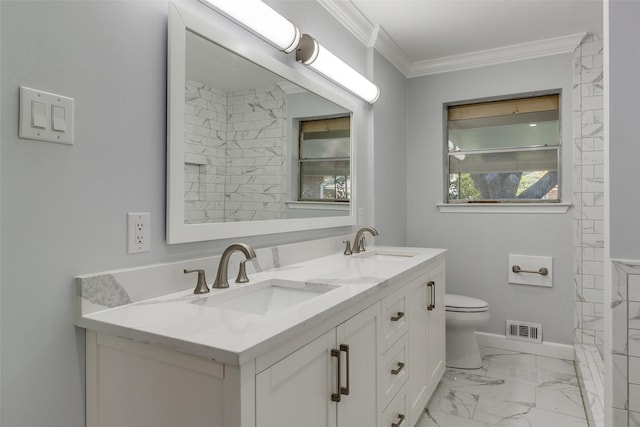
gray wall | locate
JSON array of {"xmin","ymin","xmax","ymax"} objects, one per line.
[
  {"xmin": 609, "ymin": 0, "xmax": 640, "ymax": 260},
  {"xmin": 406, "ymin": 55, "xmax": 575, "ymax": 344},
  {"xmin": 373, "ymin": 51, "xmax": 408, "ymax": 245},
  {"xmin": 0, "ymin": 1, "xmax": 378, "ymax": 425}
]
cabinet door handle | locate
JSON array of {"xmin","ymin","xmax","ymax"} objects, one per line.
[
  {"xmin": 390, "ymin": 362, "xmax": 405, "ymax": 375},
  {"xmin": 340, "ymin": 344, "xmax": 350, "ymax": 396},
  {"xmin": 331, "ymin": 348, "xmax": 341, "ymax": 402},
  {"xmin": 390, "ymin": 311, "xmax": 405, "ymax": 322},
  {"xmin": 391, "ymin": 413, "xmax": 405, "ymax": 427},
  {"xmin": 430, "ymin": 280, "xmax": 436, "ymax": 310},
  {"xmin": 427, "ymin": 281, "xmax": 434, "ymax": 311}
]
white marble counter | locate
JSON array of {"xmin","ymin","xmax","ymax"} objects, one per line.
[{"xmin": 75, "ymin": 244, "xmax": 445, "ymax": 366}]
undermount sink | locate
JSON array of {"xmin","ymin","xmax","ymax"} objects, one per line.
[
  {"xmin": 352, "ymin": 250, "xmax": 417, "ymax": 262},
  {"xmin": 192, "ymin": 279, "xmax": 337, "ymax": 316}
]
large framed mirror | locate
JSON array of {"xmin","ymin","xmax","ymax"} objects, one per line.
[{"xmin": 167, "ymin": 2, "xmax": 358, "ymax": 244}]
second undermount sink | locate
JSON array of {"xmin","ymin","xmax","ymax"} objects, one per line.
[
  {"xmin": 192, "ymin": 279, "xmax": 337, "ymax": 316},
  {"xmin": 352, "ymin": 250, "xmax": 417, "ymax": 262}
]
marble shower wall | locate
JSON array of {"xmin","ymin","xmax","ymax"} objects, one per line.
[
  {"xmin": 184, "ymin": 81, "xmax": 287, "ymax": 223},
  {"xmin": 573, "ymin": 34, "xmax": 605, "ymax": 352},
  {"xmin": 611, "ymin": 261, "xmax": 640, "ymax": 427},
  {"xmin": 184, "ymin": 81, "xmax": 227, "ymax": 223}
]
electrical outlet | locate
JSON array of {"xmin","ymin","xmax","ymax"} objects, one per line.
[{"xmin": 128, "ymin": 212, "xmax": 150, "ymax": 253}]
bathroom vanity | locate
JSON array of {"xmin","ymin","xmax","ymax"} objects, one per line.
[{"xmin": 75, "ymin": 239, "xmax": 446, "ymax": 427}]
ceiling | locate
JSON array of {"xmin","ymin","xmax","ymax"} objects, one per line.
[{"xmin": 319, "ymin": 0, "xmax": 603, "ymax": 76}]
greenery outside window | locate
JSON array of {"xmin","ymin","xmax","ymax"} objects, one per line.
[
  {"xmin": 299, "ymin": 116, "xmax": 350, "ymax": 202},
  {"xmin": 446, "ymin": 94, "xmax": 561, "ymax": 203}
]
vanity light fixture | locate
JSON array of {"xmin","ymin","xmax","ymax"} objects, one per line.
[
  {"xmin": 296, "ymin": 34, "xmax": 380, "ymax": 104},
  {"xmin": 198, "ymin": 0, "xmax": 301, "ymax": 53}
]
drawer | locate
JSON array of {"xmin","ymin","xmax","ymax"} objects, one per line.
[
  {"xmin": 381, "ymin": 333, "xmax": 409, "ymax": 409},
  {"xmin": 380, "ymin": 382, "xmax": 409, "ymax": 427},
  {"xmin": 381, "ymin": 288, "xmax": 408, "ymax": 350}
]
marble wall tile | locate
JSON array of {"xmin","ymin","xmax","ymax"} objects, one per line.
[
  {"xmin": 612, "ymin": 299, "xmax": 629, "ymax": 355},
  {"xmin": 615, "ymin": 408, "xmax": 630, "ymax": 427},
  {"xmin": 630, "ymin": 356, "xmax": 640, "ymax": 385},
  {"xmin": 611, "ymin": 262, "xmax": 640, "ymax": 426},
  {"xmin": 631, "ymin": 330, "xmax": 640, "ymax": 358},
  {"xmin": 183, "ymin": 82, "xmax": 287, "ymax": 223},
  {"xmin": 630, "ymin": 385, "xmax": 640, "ymax": 412},
  {"xmin": 630, "ymin": 302, "xmax": 640, "ymax": 330},
  {"xmin": 630, "ymin": 274, "xmax": 640, "ymax": 302},
  {"xmin": 613, "ymin": 354, "xmax": 629, "ymax": 410},
  {"xmin": 573, "ymin": 35, "xmax": 604, "ymax": 355}
]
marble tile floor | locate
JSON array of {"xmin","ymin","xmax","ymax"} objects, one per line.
[{"xmin": 418, "ymin": 346, "xmax": 589, "ymax": 427}]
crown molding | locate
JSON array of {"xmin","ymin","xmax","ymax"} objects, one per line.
[
  {"xmin": 317, "ymin": 0, "xmax": 414, "ymax": 76},
  {"xmin": 316, "ymin": 1, "xmax": 587, "ymax": 79},
  {"xmin": 408, "ymin": 32, "xmax": 587, "ymax": 77},
  {"xmin": 316, "ymin": 0, "xmax": 375, "ymax": 47},
  {"xmin": 372, "ymin": 26, "xmax": 413, "ymax": 76}
]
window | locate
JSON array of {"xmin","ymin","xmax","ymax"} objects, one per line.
[
  {"xmin": 446, "ymin": 94, "xmax": 561, "ymax": 203},
  {"xmin": 298, "ymin": 116, "xmax": 351, "ymax": 202}
]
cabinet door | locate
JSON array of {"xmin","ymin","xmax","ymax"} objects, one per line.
[
  {"xmin": 256, "ymin": 330, "xmax": 337, "ymax": 427},
  {"xmin": 426, "ymin": 263, "xmax": 446, "ymax": 391},
  {"xmin": 406, "ymin": 274, "xmax": 429, "ymax": 425},
  {"xmin": 336, "ymin": 304, "xmax": 380, "ymax": 427}
]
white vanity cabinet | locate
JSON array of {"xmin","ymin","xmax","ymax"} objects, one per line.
[
  {"xmin": 407, "ymin": 262, "xmax": 446, "ymax": 424},
  {"xmin": 426, "ymin": 263, "xmax": 446, "ymax": 390},
  {"xmin": 256, "ymin": 303, "xmax": 379, "ymax": 427},
  {"xmin": 82, "ymin": 253, "xmax": 446, "ymax": 427}
]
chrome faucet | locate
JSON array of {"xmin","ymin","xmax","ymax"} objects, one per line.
[
  {"xmin": 352, "ymin": 226, "xmax": 379, "ymax": 253},
  {"xmin": 212, "ymin": 243, "xmax": 257, "ymax": 289}
]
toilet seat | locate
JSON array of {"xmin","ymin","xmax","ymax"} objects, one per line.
[{"xmin": 445, "ymin": 294, "xmax": 489, "ymax": 313}]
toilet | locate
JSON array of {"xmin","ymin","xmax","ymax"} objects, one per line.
[{"xmin": 445, "ymin": 293, "xmax": 490, "ymax": 369}]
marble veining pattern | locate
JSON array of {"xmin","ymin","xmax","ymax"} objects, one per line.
[
  {"xmin": 76, "ymin": 234, "xmax": 353, "ymax": 317},
  {"xmin": 575, "ymin": 343, "xmax": 605, "ymax": 427},
  {"xmin": 183, "ymin": 81, "xmax": 287, "ymax": 223},
  {"xmin": 610, "ymin": 260, "xmax": 640, "ymax": 426},
  {"xmin": 572, "ymin": 33, "xmax": 605, "ymax": 352},
  {"xmin": 75, "ymin": 234, "xmax": 422, "ymax": 365},
  {"xmin": 419, "ymin": 346, "xmax": 588, "ymax": 427},
  {"xmin": 78, "ymin": 274, "xmax": 131, "ymax": 309}
]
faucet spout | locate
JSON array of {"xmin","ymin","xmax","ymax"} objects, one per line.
[
  {"xmin": 352, "ymin": 226, "xmax": 379, "ymax": 253},
  {"xmin": 212, "ymin": 243, "xmax": 257, "ymax": 289}
]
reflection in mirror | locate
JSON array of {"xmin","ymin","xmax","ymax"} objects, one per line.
[
  {"xmin": 298, "ymin": 117, "xmax": 351, "ymax": 202},
  {"xmin": 167, "ymin": 2, "xmax": 358, "ymax": 243},
  {"xmin": 183, "ymin": 30, "xmax": 350, "ymax": 225}
]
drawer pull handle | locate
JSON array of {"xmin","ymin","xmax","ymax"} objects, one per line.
[
  {"xmin": 331, "ymin": 348, "xmax": 341, "ymax": 402},
  {"xmin": 390, "ymin": 362, "xmax": 405, "ymax": 375},
  {"xmin": 340, "ymin": 344, "xmax": 350, "ymax": 396},
  {"xmin": 390, "ymin": 312, "xmax": 405, "ymax": 322},
  {"xmin": 391, "ymin": 413, "xmax": 405, "ymax": 427},
  {"xmin": 427, "ymin": 281, "xmax": 435, "ymax": 311}
]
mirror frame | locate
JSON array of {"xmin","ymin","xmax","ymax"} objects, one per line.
[{"xmin": 167, "ymin": 2, "xmax": 358, "ymax": 244}]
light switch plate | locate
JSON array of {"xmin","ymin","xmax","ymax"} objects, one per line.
[{"xmin": 19, "ymin": 86, "xmax": 74, "ymax": 145}]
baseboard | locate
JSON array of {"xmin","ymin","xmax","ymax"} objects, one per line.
[{"xmin": 475, "ymin": 331, "xmax": 575, "ymax": 360}]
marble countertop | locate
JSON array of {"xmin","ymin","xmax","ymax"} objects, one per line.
[{"xmin": 77, "ymin": 246, "xmax": 446, "ymax": 366}]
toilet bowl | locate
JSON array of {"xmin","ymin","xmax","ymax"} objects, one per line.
[{"xmin": 445, "ymin": 294, "xmax": 489, "ymax": 369}]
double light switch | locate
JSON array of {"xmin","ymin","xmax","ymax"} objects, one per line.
[{"xmin": 19, "ymin": 86, "xmax": 74, "ymax": 145}]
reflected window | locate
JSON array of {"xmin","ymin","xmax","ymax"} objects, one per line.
[
  {"xmin": 446, "ymin": 94, "xmax": 561, "ymax": 203},
  {"xmin": 298, "ymin": 116, "xmax": 351, "ymax": 202}
]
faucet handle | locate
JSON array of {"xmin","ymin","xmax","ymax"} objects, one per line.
[
  {"xmin": 236, "ymin": 259, "xmax": 250, "ymax": 283},
  {"xmin": 184, "ymin": 269, "xmax": 210, "ymax": 294},
  {"xmin": 359, "ymin": 236, "xmax": 366, "ymax": 252},
  {"xmin": 343, "ymin": 240, "xmax": 352, "ymax": 255}
]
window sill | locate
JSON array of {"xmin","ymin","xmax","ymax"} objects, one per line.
[
  {"xmin": 437, "ymin": 203, "xmax": 572, "ymax": 214},
  {"xmin": 286, "ymin": 201, "xmax": 350, "ymax": 211}
]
